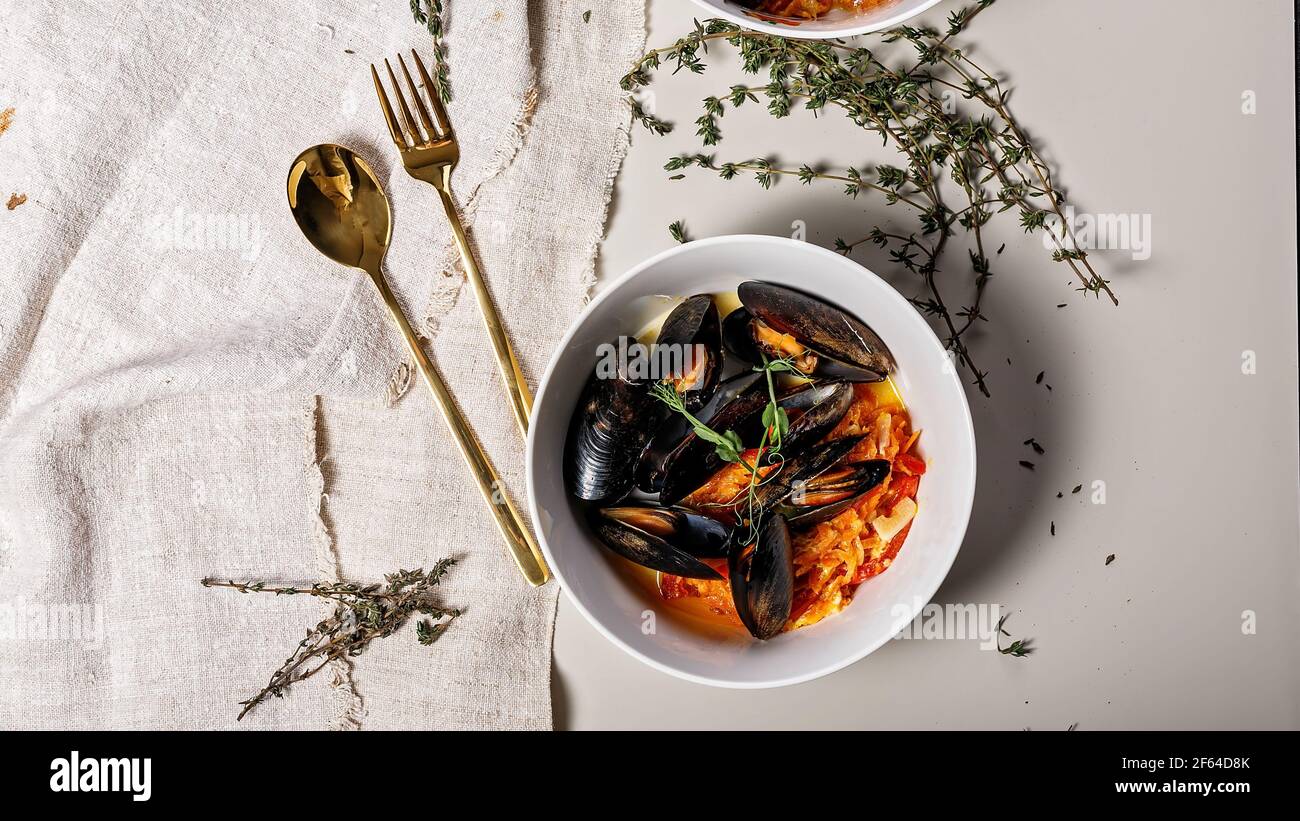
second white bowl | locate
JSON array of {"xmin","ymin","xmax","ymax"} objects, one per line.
[{"xmin": 686, "ymin": 0, "xmax": 945, "ymax": 40}]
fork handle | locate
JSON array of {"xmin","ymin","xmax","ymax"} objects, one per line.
[
  {"xmin": 367, "ymin": 269, "xmax": 550, "ymax": 587},
  {"xmin": 435, "ymin": 187, "xmax": 534, "ymax": 438}
]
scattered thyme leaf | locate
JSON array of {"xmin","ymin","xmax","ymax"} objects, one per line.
[
  {"xmin": 1019, "ymin": 460, "xmax": 1035, "ymax": 470},
  {"xmin": 668, "ymin": 219, "xmax": 690, "ymax": 244},
  {"xmin": 583, "ymin": 10, "xmax": 591, "ymax": 23},
  {"xmin": 1035, "ymin": 371, "xmax": 1044, "ymax": 384},
  {"xmin": 1105, "ymin": 554, "xmax": 1116, "ymax": 566},
  {"xmin": 1072, "ymin": 484, "xmax": 1082, "ymax": 494},
  {"xmin": 995, "ymin": 613, "xmax": 1033, "ymax": 657}
]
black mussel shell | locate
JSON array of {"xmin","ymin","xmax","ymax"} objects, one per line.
[
  {"xmin": 636, "ymin": 371, "xmax": 762, "ymax": 493},
  {"xmin": 780, "ymin": 459, "xmax": 890, "ymax": 528},
  {"xmin": 751, "ymin": 434, "xmax": 868, "ymax": 512},
  {"xmin": 600, "ymin": 505, "xmax": 731, "ymax": 558},
  {"xmin": 729, "ymin": 513, "xmax": 794, "ymax": 640},
  {"xmin": 593, "ymin": 508, "xmax": 724, "ymax": 580},
  {"xmin": 738, "ymin": 281, "xmax": 896, "ymax": 380},
  {"xmin": 654, "ymin": 294, "xmax": 722, "ymax": 413},
  {"xmin": 565, "ymin": 337, "xmax": 664, "ymax": 504},
  {"xmin": 735, "ymin": 380, "xmax": 854, "ymax": 456},
  {"xmin": 722, "ymin": 306, "xmax": 762, "ymax": 364},
  {"xmin": 657, "ymin": 376, "xmax": 770, "ymax": 506},
  {"xmin": 658, "ymin": 380, "xmax": 857, "ymax": 506}
]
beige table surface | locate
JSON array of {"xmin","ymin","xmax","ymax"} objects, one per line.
[{"xmin": 552, "ymin": 0, "xmax": 1300, "ymax": 729}]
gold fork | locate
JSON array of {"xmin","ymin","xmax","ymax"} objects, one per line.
[{"xmin": 370, "ymin": 51, "xmax": 533, "ymax": 438}]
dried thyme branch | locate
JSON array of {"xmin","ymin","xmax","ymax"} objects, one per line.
[
  {"xmin": 202, "ymin": 559, "xmax": 460, "ymax": 720},
  {"xmin": 621, "ymin": 1, "xmax": 1116, "ymax": 397},
  {"xmin": 408, "ymin": 0, "xmax": 451, "ymax": 102}
]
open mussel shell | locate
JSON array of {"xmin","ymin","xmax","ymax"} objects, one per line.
[
  {"xmin": 654, "ymin": 294, "xmax": 722, "ymax": 413},
  {"xmin": 751, "ymin": 434, "xmax": 868, "ymax": 512},
  {"xmin": 733, "ymin": 281, "xmax": 896, "ymax": 381},
  {"xmin": 565, "ymin": 336, "xmax": 664, "ymax": 504},
  {"xmin": 729, "ymin": 513, "xmax": 794, "ymax": 640},
  {"xmin": 721, "ymin": 306, "xmax": 762, "ymax": 363},
  {"xmin": 600, "ymin": 505, "xmax": 731, "ymax": 558},
  {"xmin": 592, "ymin": 507, "xmax": 725, "ymax": 580},
  {"xmin": 738, "ymin": 380, "xmax": 854, "ymax": 455},
  {"xmin": 779, "ymin": 459, "xmax": 890, "ymax": 528}
]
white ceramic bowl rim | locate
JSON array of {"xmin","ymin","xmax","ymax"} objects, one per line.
[
  {"xmin": 526, "ymin": 235, "xmax": 976, "ymax": 688},
  {"xmin": 687, "ymin": 0, "xmax": 945, "ymax": 40}
]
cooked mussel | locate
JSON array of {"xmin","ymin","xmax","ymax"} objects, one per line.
[
  {"xmin": 729, "ymin": 513, "xmax": 794, "ymax": 640},
  {"xmin": 636, "ymin": 371, "xmax": 763, "ymax": 494},
  {"xmin": 735, "ymin": 380, "xmax": 855, "ymax": 456},
  {"xmin": 654, "ymin": 294, "xmax": 722, "ymax": 413},
  {"xmin": 725, "ymin": 282, "xmax": 896, "ymax": 382},
  {"xmin": 750, "ymin": 434, "xmax": 868, "ymax": 512},
  {"xmin": 657, "ymin": 376, "xmax": 770, "ymax": 506},
  {"xmin": 657, "ymin": 380, "xmax": 856, "ymax": 506},
  {"xmin": 779, "ymin": 459, "xmax": 890, "ymax": 527},
  {"xmin": 592, "ymin": 506, "xmax": 726, "ymax": 580},
  {"xmin": 565, "ymin": 337, "xmax": 663, "ymax": 504}
]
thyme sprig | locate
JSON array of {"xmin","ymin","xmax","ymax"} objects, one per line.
[
  {"xmin": 408, "ymin": 0, "xmax": 451, "ymax": 102},
  {"xmin": 622, "ymin": 2, "xmax": 1115, "ymax": 397},
  {"xmin": 202, "ymin": 559, "xmax": 460, "ymax": 720}
]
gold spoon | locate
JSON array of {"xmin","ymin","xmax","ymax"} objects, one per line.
[{"xmin": 287, "ymin": 143, "xmax": 549, "ymax": 587}]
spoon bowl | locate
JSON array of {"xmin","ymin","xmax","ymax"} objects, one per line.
[{"xmin": 287, "ymin": 144, "xmax": 391, "ymax": 274}]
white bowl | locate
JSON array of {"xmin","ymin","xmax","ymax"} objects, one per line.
[
  {"xmin": 687, "ymin": 0, "xmax": 944, "ymax": 40},
  {"xmin": 526, "ymin": 236, "xmax": 976, "ymax": 688}
]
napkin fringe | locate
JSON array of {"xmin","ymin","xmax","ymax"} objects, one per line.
[{"xmin": 307, "ymin": 396, "xmax": 365, "ymax": 730}]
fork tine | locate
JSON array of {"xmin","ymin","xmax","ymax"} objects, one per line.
[
  {"xmin": 397, "ymin": 54, "xmax": 438, "ymax": 139},
  {"xmin": 371, "ymin": 64, "xmax": 407, "ymax": 148},
  {"xmin": 384, "ymin": 58, "xmax": 422, "ymax": 144},
  {"xmin": 411, "ymin": 50, "xmax": 452, "ymax": 138}
]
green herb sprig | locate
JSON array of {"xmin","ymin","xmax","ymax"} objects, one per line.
[
  {"xmin": 650, "ymin": 380, "xmax": 746, "ymax": 466},
  {"xmin": 202, "ymin": 560, "xmax": 460, "ymax": 720},
  {"xmin": 408, "ymin": 0, "xmax": 451, "ymax": 102},
  {"xmin": 622, "ymin": 1, "xmax": 1115, "ymax": 397},
  {"xmin": 995, "ymin": 612, "xmax": 1034, "ymax": 658},
  {"xmin": 650, "ymin": 355, "xmax": 806, "ymax": 540}
]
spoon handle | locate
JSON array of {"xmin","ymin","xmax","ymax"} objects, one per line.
[
  {"xmin": 367, "ymin": 269, "xmax": 550, "ymax": 587},
  {"xmin": 435, "ymin": 188, "xmax": 533, "ymax": 440}
]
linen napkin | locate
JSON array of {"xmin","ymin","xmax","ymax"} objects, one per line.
[{"xmin": 0, "ymin": 0, "xmax": 645, "ymax": 729}]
